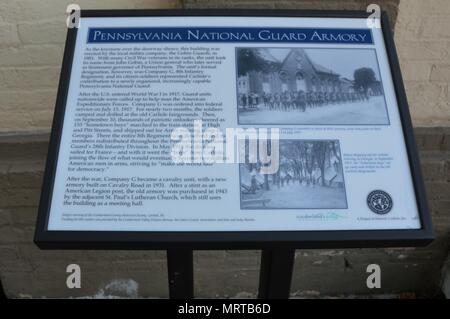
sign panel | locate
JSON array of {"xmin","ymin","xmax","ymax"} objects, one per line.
[{"xmin": 35, "ymin": 10, "xmax": 433, "ymax": 248}]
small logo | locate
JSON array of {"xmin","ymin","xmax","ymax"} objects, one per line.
[{"xmin": 367, "ymin": 190, "xmax": 393, "ymax": 214}]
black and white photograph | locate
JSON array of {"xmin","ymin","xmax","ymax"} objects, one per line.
[
  {"xmin": 236, "ymin": 47, "xmax": 389, "ymax": 125},
  {"xmin": 240, "ymin": 139, "xmax": 347, "ymax": 209}
]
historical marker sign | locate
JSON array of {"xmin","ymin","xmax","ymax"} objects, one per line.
[{"xmin": 35, "ymin": 10, "xmax": 433, "ymax": 249}]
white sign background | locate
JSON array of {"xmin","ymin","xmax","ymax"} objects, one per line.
[{"xmin": 47, "ymin": 16, "xmax": 421, "ymax": 231}]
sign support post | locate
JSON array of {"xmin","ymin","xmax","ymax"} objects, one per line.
[
  {"xmin": 167, "ymin": 248, "xmax": 194, "ymax": 299},
  {"xmin": 258, "ymin": 248, "xmax": 295, "ymax": 299},
  {"xmin": 166, "ymin": 248, "xmax": 295, "ymax": 299}
]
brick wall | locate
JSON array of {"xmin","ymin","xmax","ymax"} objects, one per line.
[
  {"xmin": 0, "ymin": 128, "xmax": 449, "ymax": 298},
  {"xmin": 395, "ymin": 0, "xmax": 450, "ymax": 126},
  {"xmin": 0, "ymin": 0, "xmax": 449, "ymax": 298},
  {"xmin": 0, "ymin": 0, "xmax": 182, "ymax": 133}
]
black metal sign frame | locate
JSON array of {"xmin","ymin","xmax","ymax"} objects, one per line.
[{"xmin": 34, "ymin": 9, "xmax": 434, "ymax": 251}]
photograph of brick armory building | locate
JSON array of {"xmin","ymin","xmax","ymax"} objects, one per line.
[
  {"xmin": 237, "ymin": 48, "xmax": 383, "ymax": 97},
  {"xmin": 236, "ymin": 47, "xmax": 387, "ymax": 125}
]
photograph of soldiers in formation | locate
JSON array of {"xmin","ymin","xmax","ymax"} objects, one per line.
[
  {"xmin": 240, "ymin": 140, "xmax": 347, "ymax": 209},
  {"xmin": 236, "ymin": 47, "xmax": 389, "ymax": 125}
]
